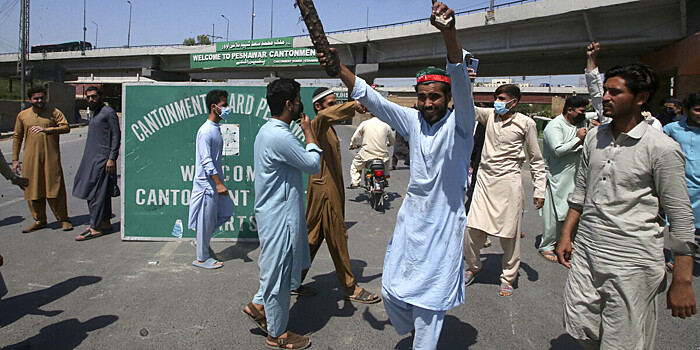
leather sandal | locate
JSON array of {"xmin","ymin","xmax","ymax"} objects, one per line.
[
  {"xmin": 266, "ymin": 332, "xmax": 310, "ymax": 349},
  {"xmin": 243, "ymin": 302, "xmax": 268, "ymax": 333}
]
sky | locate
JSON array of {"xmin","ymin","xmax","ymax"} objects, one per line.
[{"xmin": 0, "ymin": 0, "xmax": 580, "ymax": 85}]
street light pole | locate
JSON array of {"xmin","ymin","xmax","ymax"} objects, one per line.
[
  {"xmin": 91, "ymin": 21, "xmax": 98, "ymax": 48},
  {"xmin": 82, "ymin": 0, "xmax": 86, "ymax": 55},
  {"xmin": 270, "ymin": 0, "xmax": 273, "ymax": 38},
  {"xmin": 127, "ymin": 0, "xmax": 132, "ymax": 48},
  {"xmin": 251, "ymin": 0, "xmax": 255, "ymax": 40},
  {"xmin": 221, "ymin": 14, "xmax": 229, "ymax": 42}
]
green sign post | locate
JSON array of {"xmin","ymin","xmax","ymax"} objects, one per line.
[
  {"xmin": 120, "ymin": 83, "xmax": 316, "ymax": 241},
  {"xmin": 191, "ymin": 36, "xmax": 318, "ymax": 69}
]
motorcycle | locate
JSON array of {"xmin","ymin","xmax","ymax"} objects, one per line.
[{"xmin": 362, "ymin": 158, "xmax": 389, "ymax": 209}]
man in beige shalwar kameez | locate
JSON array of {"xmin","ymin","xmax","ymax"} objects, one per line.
[
  {"xmin": 12, "ymin": 86, "xmax": 73, "ymax": 233},
  {"xmin": 464, "ymin": 84, "xmax": 546, "ymax": 297}
]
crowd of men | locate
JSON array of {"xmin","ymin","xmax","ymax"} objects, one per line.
[{"xmin": 1, "ymin": 1, "xmax": 698, "ymax": 349}]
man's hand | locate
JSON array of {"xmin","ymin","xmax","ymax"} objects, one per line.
[
  {"xmin": 576, "ymin": 128, "xmax": 588, "ymax": 140},
  {"xmin": 354, "ymin": 102, "xmax": 368, "ymax": 114},
  {"xmin": 667, "ymin": 280, "xmax": 697, "ymax": 319},
  {"xmin": 589, "ymin": 119, "xmax": 601, "ymax": 128},
  {"xmin": 586, "ymin": 42, "xmax": 600, "ymax": 60},
  {"xmin": 105, "ymin": 159, "xmax": 116, "ymax": 175},
  {"xmin": 555, "ymin": 235, "xmax": 573, "ymax": 268},
  {"xmin": 468, "ymin": 68, "xmax": 477, "ymax": 82},
  {"xmin": 431, "ymin": 1, "xmax": 455, "ymax": 31},
  {"xmin": 29, "ymin": 126, "xmax": 47, "ymax": 134},
  {"xmin": 533, "ymin": 197, "xmax": 544, "ymax": 210},
  {"xmin": 12, "ymin": 160, "xmax": 21, "ymax": 174},
  {"xmin": 299, "ymin": 113, "xmax": 311, "ymax": 132},
  {"xmin": 216, "ymin": 183, "xmax": 228, "ymax": 196},
  {"xmin": 317, "ymin": 47, "xmax": 340, "ymax": 70},
  {"xmin": 11, "ymin": 176, "xmax": 29, "ymax": 190}
]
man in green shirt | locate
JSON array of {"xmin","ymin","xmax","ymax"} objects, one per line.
[{"xmin": 538, "ymin": 96, "xmax": 597, "ymax": 261}]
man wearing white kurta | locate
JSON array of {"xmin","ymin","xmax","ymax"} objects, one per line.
[
  {"xmin": 188, "ymin": 90, "xmax": 235, "ymax": 269},
  {"xmin": 464, "ymin": 84, "xmax": 547, "ymax": 297},
  {"xmin": 244, "ymin": 78, "xmax": 321, "ymax": 349},
  {"xmin": 348, "ymin": 115, "xmax": 394, "ymax": 188},
  {"xmin": 317, "ymin": 3, "xmax": 474, "ymax": 348}
]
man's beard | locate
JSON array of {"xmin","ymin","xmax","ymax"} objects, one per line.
[
  {"xmin": 293, "ymin": 101, "xmax": 304, "ymax": 121},
  {"xmin": 419, "ymin": 104, "xmax": 448, "ymax": 125},
  {"xmin": 31, "ymin": 102, "xmax": 45, "ymax": 110},
  {"xmin": 573, "ymin": 114, "xmax": 585, "ymax": 124},
  {"xmin": 88, "ymin": 101, "xmax": 104, "ymax": 114}
]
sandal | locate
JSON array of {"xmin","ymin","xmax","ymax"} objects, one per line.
[
  {"xmin": 266, "ymin": 331, "xmax": 310, "ymax": 349},
  {"xmin": 538, "ymin": 250, "xmax": 558, "ymax": 263},
  {"xmin": 465, "ymin": 270, "xmax": 479, "ymax": 287},
  {"xmin": 498, "ymin": 282, "xmax": 514, "ymax": 298},
  {"xmin": 346, "ymin": 184, "xmax": 358, "ymax": 189},
  {"xmin": 192, "ymin": 258, "xmax": 223, "ymax": 269},
  {"xmin": 347, "ymin": 288, "xmax": 381, "ymax": 304},
  {"xmin": 291, "ymin": 285, "xmax": 316, "ymax": 296},
  {"xmin": 243, "ymin": 302, "xmax": 268, "ymax": 334},
  {"xmin": 75, "ymin": 229, "xmax": 103, "ymax": 241}
]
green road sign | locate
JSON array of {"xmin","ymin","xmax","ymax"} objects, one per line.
[
  {"xmin": 120, "ymin": 83, "xmax": 316, "ymax": 241},
  {"xmin": 190, "ymin": 48, "xmax": 318, "ymax": 68},
  {"xmin": 216, "ymin": 37, "xmax": 293, "ymax": 52}
]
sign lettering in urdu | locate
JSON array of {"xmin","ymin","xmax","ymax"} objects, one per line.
[
  {"xmin": 121, "ymin": 83, "xmax": 316, "ymax": 241},
  {"xmin": 190, "ymin": 36, "xmax": 318, "ymax": 69}
]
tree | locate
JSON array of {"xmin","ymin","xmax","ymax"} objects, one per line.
[
  {"xmin": 196, "ymin": 35, "xmax": 211, "ymax": 45},
  {"xmin": 183, "ymin": 35, "xmax": 211, "ymax": 46}
]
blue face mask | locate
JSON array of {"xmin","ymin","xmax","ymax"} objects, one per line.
[
  {"xmin": 494, "ymin": 99, "xmax": 514, "ymax": 115},
  {"xmin": 216, "ymin": 105, "xmax": 231, "ymax": 120}
]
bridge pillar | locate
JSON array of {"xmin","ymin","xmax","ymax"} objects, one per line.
[
  {"xmin": 640, "ymin": 32, "xmax": 700, "ymax": 111},
  {"xmin": 355, "ymin": 63, "xmax": 379, "ymax": 85}
]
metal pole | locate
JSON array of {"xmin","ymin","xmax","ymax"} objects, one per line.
[
  {"xmin": 91, "ymin": 21, "xmax": 98, "ymax": 48},
  {"xmin": 212, "ymin": 23, "xmax": 215, "ymax": 43},
  {"xmin": 19, "ymin": 0, "xmax": 27, "ymax": 109},
  {"xmin": 490, "ymin": 0, "xmax": 494, "ymax": 10},
  {"xmin": 251, "ymin": 0, "xmax": 255, "ymax": 40},
  {"xmin": 221, "ymin": 15, "xmax": 229, "ymax": 41},
  {"xmin": 82, "ymin": 0, "xmax": 86, "ymax": 55},
  {"xmin": 270, "ymin": 0, "xmax": 273, "ymax": 38},
  {"xmin": 127, "ymin": 1, "xmax": 132, "ymax": 47}
]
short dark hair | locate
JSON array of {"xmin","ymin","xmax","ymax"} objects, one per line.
[
  {"xmin": 684, "ymin": 92, "xmax": 700, "ymax": 110},
  {"xmin": 206, "ymin": 89, "xmax": 228, "ymax": 113},
  {"xmin": 563, "ymin": 95, "xmax": 589, "ymax": 113},
  {"xmin": 494, "ymin": 84, "xmax": 521, "ymax": 101},
  {"xmin": 27, "ymin": 85, "xmax": 46, "ymax": 99},
  {"xmin": 663, "ymin": 98, "xmax": 683, "ymax": 107},
  {"xmin": 604, "ymin": 64, "xmax": 658, "ymax": 110},
  {"xmin": 85, "ymin": 86, "xmax": 102, "ymax": 95},
  {"xmin": 267, "ymin": 78, "xmax": 300, "ymax": 116},
  {"xmin": 414, "ymin": 81, "xmax": 451, "ymax": 96}
]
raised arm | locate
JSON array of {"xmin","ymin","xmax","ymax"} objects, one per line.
[{"xmin": 585, "ymin": 43, "xmax": 606, "ymax": 123}]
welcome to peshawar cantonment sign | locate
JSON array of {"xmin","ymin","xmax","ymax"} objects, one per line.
[{"xmin": 190, "ymin": 37, "xmax": 319, "ymax": 69}]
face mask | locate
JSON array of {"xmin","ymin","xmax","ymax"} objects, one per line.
[
  {"xmin": 663, "ymin": 107, "xmax": 677, "ymax": 117},
  {"xmin": 216, "ymin": 105, "xmax": 231, "ymax": 120},
  {"xmin": 494, "ymin": 99, "xmax": 514, "ymax": 115}
]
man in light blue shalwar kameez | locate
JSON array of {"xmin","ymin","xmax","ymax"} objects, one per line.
[
  {"xmin": 318, "ymin": 3, "xmax": 474, "ymax": 348},
  {"xmin": 188, "ymin": 89, "xmax": 235, "ymax": 269},
  {"xmin": 243, "ymin": 78, "xmax": 321, "ymax": 349}
]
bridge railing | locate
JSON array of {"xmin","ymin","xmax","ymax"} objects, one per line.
[{"xmin": 0, "ymin": 0, "xmax": 539, "ymax": 55}]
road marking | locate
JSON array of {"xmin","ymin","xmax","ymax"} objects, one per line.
[
  {"xmin": 0, "ymin": 197, "xmax": 24, "ymax": 208},
  {"xmin": 156, "ymin": 240, "xmax": 181, "ymax": 257},
  {"xmin": 27, "ymin": 283, "xmax": 51, "ymax": 289}
]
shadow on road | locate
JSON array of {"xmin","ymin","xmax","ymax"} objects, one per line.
[
  {"xmin": 2, "ymin": 315, "xmax": 118, "ymax": 350},
  {"xmin": 286, "ymin": 259, "xmax": 382, "ymax": 335},
  {"xmin": 0, "ymin": 275, "xmax": 102, "ymax": 327},
  {"xmin": 0, "ymin": 215, "xmax": 24, "ymax": 228},
  {"xmin": 549, "ymin": 333, "xmax": 584, "ymax": 349},
  {"xmin": 216, "ymin": 241, "xmax": 259, "ymax": 263},
  {"xmin": 469, "ymin": 254, "xmax": 539, "ymax": 287},
  {"xmin": 391, "ymin": 315, "xmax": 478, "ymax": 349}
]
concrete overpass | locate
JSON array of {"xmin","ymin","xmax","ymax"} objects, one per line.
[{"xmin": 0, "ymin": 0, "xmax": 695, "ymax": 83}]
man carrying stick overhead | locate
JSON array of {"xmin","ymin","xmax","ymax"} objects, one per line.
[{"xmin": 317, "ymin": 2, "xmax": 475, "ymax": 348}]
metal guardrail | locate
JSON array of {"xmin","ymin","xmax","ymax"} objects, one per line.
[{"xmin": 0, "ymin": 0, "xmax": 539, "ymax": 55}]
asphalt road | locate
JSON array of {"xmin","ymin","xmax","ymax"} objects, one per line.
[{"xmin": 0, "ymin": 124, "xmax": 698, "ymax": 349}]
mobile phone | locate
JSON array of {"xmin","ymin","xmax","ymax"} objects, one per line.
[{"xmin": 468, "ymin": 58, "xmax": 479, "ymax": 74}]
